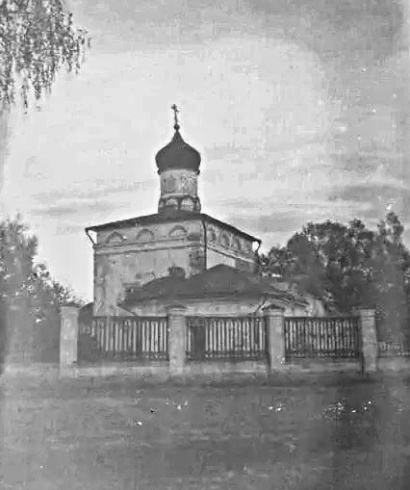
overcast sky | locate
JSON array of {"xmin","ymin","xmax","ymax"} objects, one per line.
[{"xmin": 1, "ymin": 0, "xmax": 408, "ymax": 301}]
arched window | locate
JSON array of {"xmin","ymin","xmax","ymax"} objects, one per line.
[
  {"xmin": 136, "ymin": 229, "xmax": 154, "ymax": 243},
  {"xmin": 244, "ymin": 241, "xmax": 253, "ymax": 254},
  {"xmin": 164, "ymin": 197, "xmax": 178, "ymax": 209},
  {"xmin": 221, "ymin": 233, "xmax": 230, "ymax": 248},
  {"xmin": 169, "ymin": 225, "xmax": 188, "ymax": 239},
  {"xmin": 233, "ymin": 237, "xmax": 242, "ymax": 252},
  {"xmin": 105, "ymin": 232, "xmax": 125, "ymax": 245},
  {"xmin": 180, "ymin": 197, "xmax": 194, "ymax": 211},
  {"xmin": 207, "ymin": 228, "xmax": 217, "ymax": 242}
]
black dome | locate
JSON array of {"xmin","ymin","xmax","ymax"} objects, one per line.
[{"xmin": 155, "ymin": 130, "xmax": 201, "ymax": 174}]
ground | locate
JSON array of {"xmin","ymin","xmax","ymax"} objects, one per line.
[{"xmin": 1, "ymin": 373, "xmax": 410, "ymax": 489}]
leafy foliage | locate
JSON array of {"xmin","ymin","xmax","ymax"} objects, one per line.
[
  {"xmin": 0, "ymin": 216, "xmax": 82, "ymax": 364},
  {"xmin": 260, "ymin": 212, "xmax": 410, "ymax": 341},
  {"xmin": 0, "ymin": 2, "xmax": 87, "ymax": 365},
  {"xmin": 0, "ymin": 0, "xmax": 89, "ymax": 110}
]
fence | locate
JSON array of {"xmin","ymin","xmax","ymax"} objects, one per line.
[
  {"xmin": 78, "ymin": 316, "xmax": 168, "ymax": 362},
  {"xmin": 75, "ymin": 310, "xmax": 409, "ymax": 369},
  {"xmin": 284, "ymin": 317, "xmax": 361, "ymax": 360},
  {"xmin": 186, "ymin": 316, "xmax": 266, "ymax": 361},
  {"xmin": 378, "ymin": 341, "xmax": 410, "ymax": 358},
  {"xmin": 375, "ymin": 312, "xmax": 410, "ymax": 358}
]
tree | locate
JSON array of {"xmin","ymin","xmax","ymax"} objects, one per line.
[
  {"xmin": 284, "ymin": 232, "xmax": 327, "ymax": 299},
  {"xmin": 0, "ymin": 216, "xmax": 82, "ymax": 364},
  {"xmin": 260, "ymin": 213, "xmax": 410, "ymax": 337},
  {"xmin": 0, "ymin": 0, "xmax": 89, "ymax": 110},
  {"xmin": 258, "ymin": 245, "xmax": 291, "ymax": 278},
  {"xmin": 0, "ymin": 216, "xmax": 37, "ymax": 363},
  {"xmin": 371, "ymin": 212, "xmax": 410, "ymax": 342},
  {"xmin": 301, "ymin": 219, "xmax": 377, "ymax": 313},
  {"xmin": 0, "ymin": 1, "xmax": 88, "ymax": 367},
  {"xmin": 0, "ymin": 0, "xmax": 89, "ymax": 190}
]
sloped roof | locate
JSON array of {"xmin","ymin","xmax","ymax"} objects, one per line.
[
  {"xmin": 121, "ymin": 264, "xmax": 307, "ymax": 308},
  {"xmin": 78, "ymin": 302, "xmax": 134, "ymax": 322},
  {"xmin": 85, "ymin": 210, "xmax": 261, "ymax": 243}
]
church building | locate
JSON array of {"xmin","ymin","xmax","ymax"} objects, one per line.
[{"xmin": 85, "ymin": 107, "xmax": 261, "ymax": 316}]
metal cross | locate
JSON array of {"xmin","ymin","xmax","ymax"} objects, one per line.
[{"xmin": 171, "ymin": 104, "xmax": 180, "ymax": 130}]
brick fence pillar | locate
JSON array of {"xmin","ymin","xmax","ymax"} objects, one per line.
[
  {"xmin": 167, "ymin": 305, "xmax": 187, "ymax": 376},
  {"xmin": 359, "ymin": 308, "xmax": 378, "ymax": 375},
  {"xmin": 60, "ymin": 306, "xmax": 79, "ymax": 366},
  {"xmin": 264, "ymin": 307, "xmax": 286, "ymax": 372}
]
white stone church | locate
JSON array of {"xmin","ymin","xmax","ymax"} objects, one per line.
[{"xmin": 86, "ymin": 108, "xmax": 262, "ymax": 316}]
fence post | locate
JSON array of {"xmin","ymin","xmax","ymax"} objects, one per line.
[
  {"xmin": 60, "ymin": 306, "xmax": 79, "ymax": 367},
  {"xmin": 264, "ymin": 307, "xmax": 286, "ymax": 372},
  {"xmin": 6, "ymin": 303, "xmax": 33, "ymax": 364},
  {"xmin": 167, "ymin": 305, "xmax": 187, "ymax": 376},
  {"xmin": 359, "ymin": 308, "xmax": 378, "ymax": 375}
]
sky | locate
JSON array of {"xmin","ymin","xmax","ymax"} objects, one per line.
[{"xmin": 0, "ymin": 0, "xmax": 409, "ymax": 301}]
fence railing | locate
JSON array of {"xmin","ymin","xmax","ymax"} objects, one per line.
[
  {"xmin": 78, "ymin": 316, "xmax": 169, "ymax": 362},
  {"xmin": 378, "ymin": 341, "xmax": 410, "ymax": 358},
  {"xmin": 375, "ymin": 313, "xmax": 410, "ymax": 358},
  {"xmin": 186, "ymin": 316, "xmax": 266, "ymax": 361},
  {"xmin": 284, "ymin": 316, "xmax": 361, "ymax": 360}
]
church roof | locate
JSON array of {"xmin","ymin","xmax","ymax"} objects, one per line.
[
  {"xmin": 78, "ymin": 302, "xmax": 132, "ymax": 322},
  {"xmin": 155, "ymin": 129, "xmax": 201, "ymax": 174},
  {"xmin": 121, "ymin": 264, "xmax": 307, "ymax": 308},
  {"xmin": 85, "ymin": 210, "xmax": 261, "ymax": 243}
]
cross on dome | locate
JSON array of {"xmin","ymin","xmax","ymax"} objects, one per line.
[{"xmin": 171, "ymin": 104, "xmax": 180, "ymax": 131}]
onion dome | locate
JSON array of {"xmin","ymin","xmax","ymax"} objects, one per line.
[
  {"xmin": 155, "ymin": 105, "xmax": 201, "ymax": 174},
  {"xmin": 155, "ymin": 129, "xmax": 201, "ymax": 174}
]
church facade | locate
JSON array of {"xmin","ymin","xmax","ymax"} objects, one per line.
[{"xmin": 86, "ymin": 110, "xmax": 261, "ymax": 316}]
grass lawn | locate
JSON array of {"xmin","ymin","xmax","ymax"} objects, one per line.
[{"xmin": 1, "ymin": 374, "xmax": 410, "ymax": 489}]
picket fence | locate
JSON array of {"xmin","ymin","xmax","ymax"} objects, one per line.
[
  {"xmin": 78, "ymin": 316, "xmax": 168, "ymax": 362},
  {"xmin": 375, "ymin": 313, "xmax": 410, "ymax": 357},
  {"xmin": 284, "ymin": 316, "xmax": 361, "ymax": 360},
  {"xmin": 185, "ymin": 316, "xmax": 266, "ymax": 361},
  {"xmin": 377, "ymin": 341, "xmax": 410, "ymax": 358},
  {"xmin": 76, "ymin": 314, "xmax": 384, "ymax": 364}
]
